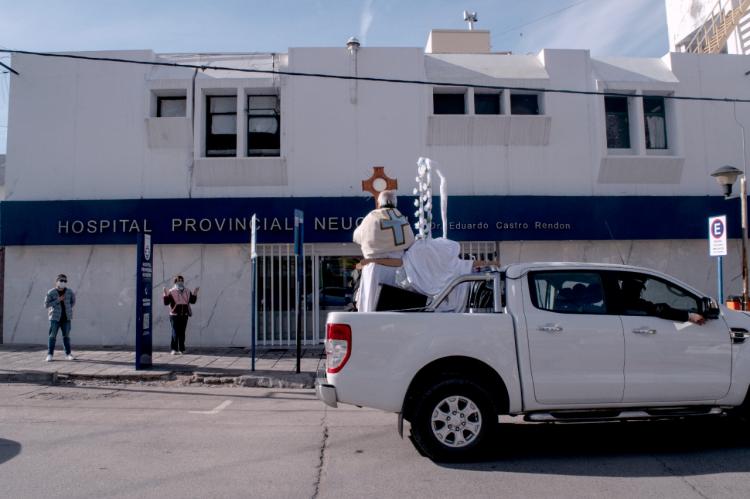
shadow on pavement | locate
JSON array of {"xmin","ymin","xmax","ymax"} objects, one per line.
[
  {"xmin": 439, "ymin": 417, "xmax": 750, "ymax": 476},
  {"xmin": 0, "ymin": 438, "xmax": 22, "ymax": 465}
]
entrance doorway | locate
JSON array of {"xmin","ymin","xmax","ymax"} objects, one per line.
[{"xmin": 253, "ymin": 241, "xmax": 497, "ymax": 346}]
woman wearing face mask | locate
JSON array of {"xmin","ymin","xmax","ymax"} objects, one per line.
[
  {"xmin": 163, "ymin": 275, "xmax": 199, "ymax": 355},
  {"xmin": 44, "ymin": 273, "xmax": 76, "ymax": 361}
]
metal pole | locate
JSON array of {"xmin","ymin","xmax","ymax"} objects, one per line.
[
  {"xmin": 733, "ymin": 103, "xmax": 749, "ymax": 309},
  {"xmin": 250, "ymin": 214, "xmax": 257, "ymax": 371},
  {"xmin": 294, "ymin": 210, "xmax": 304, "ymax": 374},
  {"xmin": 717, "ymin": 255, "xmax": 724, "ymax": 304},
  {"xmin": 742, "ymin": 177, "xmax": 749, "ymax": 309}
]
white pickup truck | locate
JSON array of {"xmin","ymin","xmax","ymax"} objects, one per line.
[{"xmin": 316, "ymin": 262, "xmax": 750, "ymax": 461}]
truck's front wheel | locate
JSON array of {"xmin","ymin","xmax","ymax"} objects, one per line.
[{"xmin": 410, "ymin": 378, "xmax": 496, "ymax": 461}]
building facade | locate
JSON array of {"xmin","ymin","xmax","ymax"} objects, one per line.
[{"xmin": 2, "ymin": 29, "xmax": 749, "ymax": 347}]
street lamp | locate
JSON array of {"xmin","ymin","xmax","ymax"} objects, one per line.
[{"xmin": 711, "ymin": 165, "xmax": 749, "ymax": 309}]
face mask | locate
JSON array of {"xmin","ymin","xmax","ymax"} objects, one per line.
[
  {"xmin": 176, "ymin": 283, "xmax": 185, "ymax": 291},
  {"xmin": 56, "ymin": 281, "xmax": 66, "ymax": 290}
]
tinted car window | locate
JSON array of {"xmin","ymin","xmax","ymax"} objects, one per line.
[
  {"xmin": 614, "ymin": 272, "xmax": 698, "ymax": 318},
  {"xmin": 529, "ymin": 272, "xmax": 606, "ymax": 314}
]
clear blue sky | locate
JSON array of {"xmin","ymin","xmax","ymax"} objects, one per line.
[{"xmin": 0, "ymin": 0, "xmax": 669, "ymax": 153}]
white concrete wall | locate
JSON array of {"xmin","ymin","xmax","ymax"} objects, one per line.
[
  {"xmin": 5, "ymin": 48, "xmax": 750, "ymax": 200},
  {"xmin": 4, "ymin": 244, "xmax": 253, "ymax": 347},
  {"xmin": 3, "ymin": 239, "xmax": 740, "ymax": 346}
]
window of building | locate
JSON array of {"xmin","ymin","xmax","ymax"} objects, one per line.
[
  {"xmin": 206, "ymin": 96, "xmax": 237, "ymax": 157},
  {"xmin": 247, "ymin": 95, "xmax": 280, "ymax": 157},
  {"xmin": 433, "ymin": 92, "xmax": 466, "ymax": 114},
  {"xmin": 643, "ymin": 96, "xmax": 668, "ymax": 150},
  {"xmin": 474, "ymin": 92, "xmax": 502, "ymax": 115},
  {"xmin": 157, "ymin": 96, "xmax": 187, "ymax": 117},
  {"xmin": 604, "ymin": 96, "xmax": 631, "ymax": 149},
  {"xmin": 510, "ymin": 93, "xmax": 540, "ymax": 115}
]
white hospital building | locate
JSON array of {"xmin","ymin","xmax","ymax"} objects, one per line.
[{"xmin": 2, "ymin": 7, "xmax": 750, "ymax": 346}]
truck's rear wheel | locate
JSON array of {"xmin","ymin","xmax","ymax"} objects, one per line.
[{"xmin": 410, "ymin": 377, "xmax": 496, "ymax": 461}]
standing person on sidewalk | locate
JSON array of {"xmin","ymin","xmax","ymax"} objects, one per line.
[
  {"xmin": 44, "ymin": 273, "xmax": 76, "ymax": 361},
  {"xmin": 163, "ymin": 275, "xmax": 199, "ymax": 355}
]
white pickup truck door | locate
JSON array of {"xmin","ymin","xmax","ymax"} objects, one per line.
[
  {"xmin": 524, "ymin": 271, "xmax": 625, "ymax": 405},
  {"xmin": 613, "ymin": 272, "xmax": 732, "ymax": 403}
]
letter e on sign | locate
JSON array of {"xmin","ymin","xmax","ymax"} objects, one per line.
[{"xmin": 708, "ymin": 215, "xmax": 727, "ymax": 256}]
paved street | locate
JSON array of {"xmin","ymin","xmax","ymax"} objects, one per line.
[{"xmin": 2, "ymin": 383, "xmax": 750, "ymax": 498}]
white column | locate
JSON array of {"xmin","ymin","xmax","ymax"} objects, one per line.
[
  {"xmin": 631, "ymin": 90, "xmax": 646, "ymax": 155},
  {"xmin": 236, "ymin": 88, "xmax": 246, "ymax": 158}
]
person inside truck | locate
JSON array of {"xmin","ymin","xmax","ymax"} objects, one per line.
[
  {"xmin": 619, "ymin": 277, "xmax": 705, "ymax": 325},
  {"xmin": 353, "ymin": 190, "xmax": 415, "ymax": 312}
]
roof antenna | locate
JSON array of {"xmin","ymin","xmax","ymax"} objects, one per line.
[{"xmin": 463, "ymin": 10, "xmax": 478, "ymax": 30}]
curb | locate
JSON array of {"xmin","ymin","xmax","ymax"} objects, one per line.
[
  {"xmin": 0, "ymin": 371, "xmax": 55, "ymax": 384},
  {"xmin": 1, "ymin": 370, "xmax": 315, "ymax": 388},
  {"xmin": 192, "ymin": 372, "xmax": 315, "ymax": 389}
]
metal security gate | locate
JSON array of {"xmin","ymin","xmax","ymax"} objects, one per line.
[
  {"xmin": 254, "ymin": 244, "xmax": 316, "ymax": 347},
  {"xmin": 459, "ymin": 241, "xmax": 499, "ymax": 263},
  {"xmin": 253, "ymin": 241, "xmax": 499, "ymax": 347}
]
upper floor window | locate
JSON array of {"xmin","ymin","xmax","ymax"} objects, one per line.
[
  {"xmin": 643, "ymin": 96, "xmax": 667, "ymax": 150},
  {"xmin": 247, "ymin": 95, "xmax": 280, "ymax": 157},
  {"xmin": 510, "ymin": 93, "xmax": 540, "ymax": 115},
  {"xmin": 157, "ymin": 96, "xmax": 186, "ymax": 117},
  {"xmin": 433, "ymin": 92, "xmax": 466, "ymax": 114},
  {"xmin": 474, "ymin": 92, "xmax": 501, "ymax": 115},
  {"xmin": 206, "ymin": 96, "xmax": 237, "ymax": 157},
  {"xmin": 604, "ymin": 96, "xmax": 631, "ymax": 149}
]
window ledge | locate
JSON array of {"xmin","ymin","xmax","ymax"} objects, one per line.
[
  {"xmin": 427, "ymin": 115, "xmax": 550, "ymax": 146},
  {"xmin": 194, "ymin": 157, "xmax": 287, "ymax": 187}
]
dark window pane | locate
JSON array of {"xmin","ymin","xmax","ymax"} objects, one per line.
[
  {"xmin": 643, "ymin": 96, "xmax": 664, "ymax": 114},
  {"xmin": 616, "ymin": 273, "xmax": 698, "ymax": 318},
  {"xmin": 530, "ymin": 272, "xmax": 606, "ymax": 314},
  {"xmin": 433, "ymin": 93, "xmax": 465, "ymax": 114},
  {"xmin": 604, "ymin": 95, "xmax": 628, "ymax": 113},
  {"xmin": 643, "ymin": 96, "xmax": 667, "ymax": 149},
  {"xmin": 510, "ymin": 94, "xmax": 539, "ymax": 115},
  {"xmin": 474, "ymin": 93, "xmax": 501, "ymax": 114},
  {"xmin": 604, "ymin": 96, "xmax": 630, "ymax": 148}
]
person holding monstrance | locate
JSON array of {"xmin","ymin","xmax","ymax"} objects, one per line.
[{"xmin": 353, "ymin": 190, "xmax": 415, "ymax": 312}]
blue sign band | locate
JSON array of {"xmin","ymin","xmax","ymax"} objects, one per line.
[{"xmin": 0, "ymin": 195, "xmax": 742, "ymax": 245}]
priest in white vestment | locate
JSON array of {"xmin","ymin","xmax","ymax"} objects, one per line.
[{"xmin": 353, "ymin": 190, "xmax": 415, "ymax": 312}]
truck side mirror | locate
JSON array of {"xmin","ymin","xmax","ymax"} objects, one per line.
[{"xmin": 699, "ymin": 297, "xmax": 720, "ymax": 320}]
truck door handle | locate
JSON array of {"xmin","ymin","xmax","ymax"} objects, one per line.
[
  {"xmin": 538, "ymin": 324, "xmax": 563, "ymax": 333},
  {"xmin": 632, "ymin": 327, "xmax": 656, "ymax": 335}
]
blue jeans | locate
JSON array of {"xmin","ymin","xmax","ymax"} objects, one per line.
[{"xmin": 48, "ymin": 320, "xmax": 72, "ymax": 355}]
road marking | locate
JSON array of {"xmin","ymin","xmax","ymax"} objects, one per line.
[{"xmin": 189, "ymin": 400, "xmax": 232, "ymax": 415}]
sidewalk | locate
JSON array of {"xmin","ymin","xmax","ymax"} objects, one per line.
[{"xmin": 0, "ymin": 345, "xmax": 325, "ymax": 388}]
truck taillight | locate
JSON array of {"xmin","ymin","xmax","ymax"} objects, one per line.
[{"xmin": 326, "ymin": 323, "xmax": 352, "ymax": 374}]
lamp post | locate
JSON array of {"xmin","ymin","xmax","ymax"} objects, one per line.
[{"xmin": 711, "ymin": 165, "xmax": 749, "ymax": 309}]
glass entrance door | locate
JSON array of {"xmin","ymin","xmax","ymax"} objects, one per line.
[{"xmin": 314, "ymin": 256, "xmax": 358, "ymax": 334}]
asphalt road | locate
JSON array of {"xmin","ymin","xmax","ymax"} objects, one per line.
[{"xmin": 2, "ymin": 382, "xmax": 750, "ymax": 498}]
